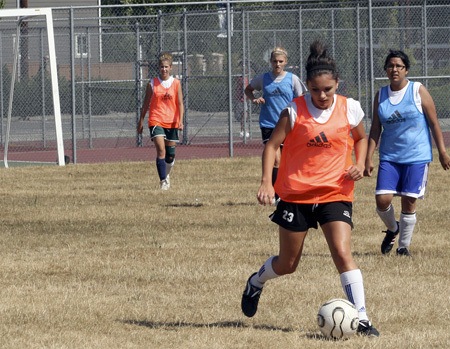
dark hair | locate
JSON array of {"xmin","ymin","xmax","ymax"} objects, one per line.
[
  {"xmin": 383, "ymin": 49, "xmax": 410, "ymax": 70},
  {"xmin": 305, "ymin": 40, "xmax": 339, "ymax": 81}
]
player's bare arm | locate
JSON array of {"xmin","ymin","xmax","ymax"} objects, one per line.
[
  {"xmin": 364, "ymin": 92, "xmax": 381, "ymax": 176},
  {"xmin": 420, "ymin": 85, "xmax": 450, "ymax": 170}
]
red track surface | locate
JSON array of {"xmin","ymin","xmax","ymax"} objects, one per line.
[
  {"xmin": 1, "ymin": 140, "xmax": 264, "ymax": 164},
  {"xmin": 2, "ymin": 132, "xmax": 449, "ymax": 165}
]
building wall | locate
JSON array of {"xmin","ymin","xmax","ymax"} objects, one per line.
[
  {"xmin": 3, "ymin": 0, "xmax": 98, "ymax": 9},
  {"xmin": 0, "ymin": 1, "xmax": 101, "ymax": 65}
]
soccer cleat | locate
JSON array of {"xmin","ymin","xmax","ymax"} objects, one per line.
[
  {"xmin": 381, "ymin": 222, "xmax": 399, "ymax": 254},
  {"xmin": 357, "ymin": 320, "xmax": 380, "ymax": 337},
  {"xmin": 241, "ymin": 272, "xmax": 262, "ymax": 317},
  {"xmin": 160, "ymin": 178, "xmax": 170, "ymax": 190},
  {"xmin": 396, "ymin": 247, "xmax": 412, "ymax": 257}
]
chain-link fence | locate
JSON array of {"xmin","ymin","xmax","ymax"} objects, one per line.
[{"xmin": 1, "ymin": 0, "xmax": 449, "ymax": 164}]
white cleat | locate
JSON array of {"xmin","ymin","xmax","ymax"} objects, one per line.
[{"xmin": 160, "ymin": 178, "xmax": 170, "ymax": 190}]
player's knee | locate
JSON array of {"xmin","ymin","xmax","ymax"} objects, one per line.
[
  {"xmin": 165, "ymin": 145, "xmax": 176, "ymax": 164},
  {"xmin": 334, "ymin": 256, "xmax": 357, "ymax": 274}
]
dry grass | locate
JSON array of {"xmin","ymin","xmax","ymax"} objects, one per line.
[{"xmin": 0, "ymin": 155, "xmax": 449, "ymax": 349}]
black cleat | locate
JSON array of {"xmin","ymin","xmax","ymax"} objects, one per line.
[
  {"xmin": 357, "ymin": 320, "xmax": 380, "ymax": 337},
  {"xmin": 396, "ymin": 247, "xmax": 412, "ymax": 257},
  {"xmin": 241, "ymin": 272, "xmax": 262, "ymax": 317},
  {"xmin": 381, "ymin": 222, "xmax": 399, "ymax": 254}
]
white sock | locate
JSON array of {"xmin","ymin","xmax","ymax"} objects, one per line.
[
  {"xmin": 376, "ymin": 204, "xmax": 398, "ymax": 232},
  {"xmin": 399, "ymin": 212, "xmax": 416, "ymax": 249},
  {"xmin": 251, "ymin": 256, "xmax": 279, "ymax": 288},
  {"xmin": 340, "ymin": 269, "xmax": 369, "ymax": 321},
  {"xmin": 166, "ymin": 160, "xmax": 175, "ymax": 177}
]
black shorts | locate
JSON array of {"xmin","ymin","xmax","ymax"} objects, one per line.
[
  {"xmin": 270, "ymin": 201, "xmax": 353, "ymax": 232},
  {"xmin": 149, "ymin": 126, "xmax": 179, "ymax": 142},
  {"xmin": 261, "ymin": 127, "xmax": 283, "ymax": 147},
  {"xmin": 261, "ymin": 127, "xmax": 274, "ymax": 144}
]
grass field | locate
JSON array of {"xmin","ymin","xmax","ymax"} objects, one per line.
[{"xmin": 1, "ymin": 155, "xmax": 449, "ymax": 348}]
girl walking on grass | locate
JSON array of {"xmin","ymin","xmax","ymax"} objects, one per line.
[{"xmin": 138, "ymin": 52, "xmax": 184, "ymax": 190}]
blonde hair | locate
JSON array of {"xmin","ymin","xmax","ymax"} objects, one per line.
[
  {"xmin": 159, "ymin": 52, "xmax": 173, "ymax": 65},
  {"xmin": 270, "ymin": 47, "xmax": 288, "ymax": 61}
]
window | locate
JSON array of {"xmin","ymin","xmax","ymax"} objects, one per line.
[{"xmin": 75, "ymin": 34, "xmax": 88, "ymax": 58}]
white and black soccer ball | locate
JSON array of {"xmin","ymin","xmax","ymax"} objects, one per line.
[{"xmin": 317, "ymin": 298, "xmax": 359, "ymax": 340}]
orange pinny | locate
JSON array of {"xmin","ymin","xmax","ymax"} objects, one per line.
[
  {"xmin": 275, "ymin": 95, "xmax": 354, "ymax": 203},
  {"xmin": 148, "ymin": 77, "xmax": 181, "ymax": 129}
]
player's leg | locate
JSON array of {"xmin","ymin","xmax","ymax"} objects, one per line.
[
  {"xmin": 320, "ymin": 204, "xmax": 379, "ymax": 337},
  {"xmin": 164, "ymin": 128, "xmax": 179, "ymax": 178},
  {"xmin": 241, "ymin": 227, "xmax": 307, "ymax": 317},
  {"xmin": 322, "ymin": 221, "xmax": 357, "ymax": 273},
  {"xmin": 164, "ymin": 140, "xmax": 176, "ymax": 179},
  {"xmin": 262, "ymin": 127, "xmax": 280, "ymax": 200},
  {"xmin": 375, "ymin": 161, "xmax": 401, "ymax": 253},
  {"xmin": 241, "ymin": 201, "xmax": 309, "ymax": 317},
  {"xmin": 150, "ymin": 126, "xmax": 168, "ymax": 189},
  {"xmin": 376, "ymin": 194, "xmax": 399, "ymax": 254},
  {"xmin": 397, "ymin": 196, "xmax": 417, "ymax": 256},
  {"xmin": 396, "ymin": 163, "xmax": 428, "ymax": 256}
]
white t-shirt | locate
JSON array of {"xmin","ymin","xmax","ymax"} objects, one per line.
[
  {"xmin": 151, "ymin": 76, "xmax": 175, "ymax": 89},
  {"xmin": 250, "ymin": 71, "xmax": 307, "ymax": 97},
  {"xmin": 285, "ymin": 94, "xmax": 364, "ymax": 129},
  {"xmin": 379, "ymin": 80, "xmax": 422, "ymax": 113}
]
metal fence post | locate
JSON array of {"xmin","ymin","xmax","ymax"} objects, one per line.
[
  {"xmin": 182, "ymin": 8, "xmax": 189, "ymax": 145},
  {"xmin": 368, "ymin": 0, "xmax": 375, "ymax": 121},
  {"xmin": 135, "ymin": 21, "xmax": 142, "ymax": 147},
  {"xmin": 226, "ymin": 0, "xmax": 233, "ymax": 157},
  {"xmin": 70, "ymin": 7, "xmax": 77, "ymax": 164}
]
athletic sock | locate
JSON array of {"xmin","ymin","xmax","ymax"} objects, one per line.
[
  {"xmin": 340, "ymin": 269, "xmax": 369, "ymax": 321},
  {"xmin": 376, "ymin": 204, "xmax": 398, "ymax": 232},
  {"xmin": 251, "ymin": 256, "xmax": 279, "ymax": 289},
  {"xmin": 399, "ymin": 212, "xmax": 416, "ymax": 249},
  {"xmin": 156, "ymin": 158, "xmax": 166, "ymax": 180},
  {"xmin": 166, "ymin": 159, "xmax": 175, "ymax": 177}
]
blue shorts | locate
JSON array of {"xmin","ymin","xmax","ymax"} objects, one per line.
[
  {"xmin": 375, "ymin": 161, "xmax": 429, "ymax": 198},
  {"xmin": 270, "ymin": 201, "xmax": 353, "ymax": 232}
]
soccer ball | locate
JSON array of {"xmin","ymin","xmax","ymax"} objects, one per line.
[{"xmin": 317, "ymin": 298, "xmax": 359, "ymax": 340}]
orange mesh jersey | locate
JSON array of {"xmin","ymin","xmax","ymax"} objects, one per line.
[
  {"xmin": 275, "ymin": 95, "xmax": 355, "ymax": 203},
  {"xmin": 148, "ymin": 78, "xmax": 181, "ymax": 129}
]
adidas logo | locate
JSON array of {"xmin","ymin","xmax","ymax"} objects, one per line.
[
  {"xmin": 270, "ymin": 88, "xmax": 283, "ymax": 96},
  {"xmin": 307, "ymin": 132, "xmax": 331, "ymax": 148},
  {"xmin": 163, "ymin": 92, "xmax": 173, "ymax": 101},
  {"xmin": 343, "ymin": 210, "xmax": 351, "ymax": 219},
  {"xmin": 386, "ymin": 110, "xmax": 405, "ymax": 124}
]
